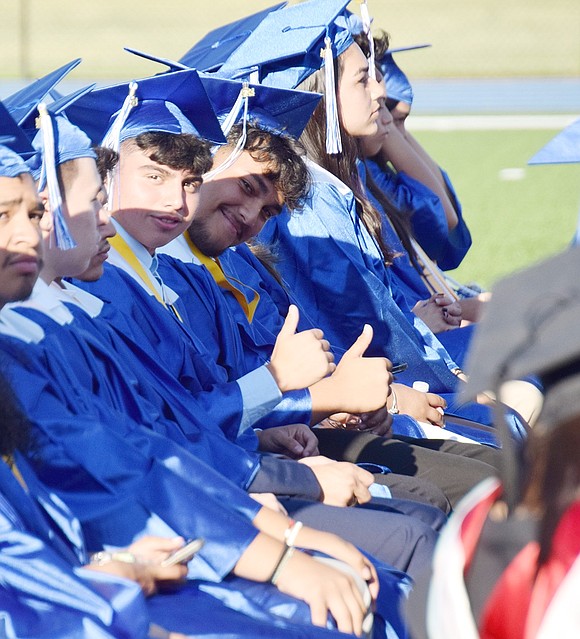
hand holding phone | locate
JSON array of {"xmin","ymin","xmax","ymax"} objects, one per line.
[{"xmin": 160, "ymin": 538, "xmax": 204, "ymax": 567}]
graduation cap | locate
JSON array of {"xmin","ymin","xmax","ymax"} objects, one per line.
[
  {"xmin": 0, "ymin": 143, "xmax": 31, "ymax": 179},
  {"xmin": 218, "ymin": 0, "xmax": 352, "ymax": 154},
  {"xmin": 0, "ymin": 101, "xmax": 35, "ymax": 157},
  {"xmin": 62, "ymin": 69, "xmax": 225, "ymax": 148},
  {"xmin": 121, "ymin": 49, "xmax": 321, "ymax": 140},
  {"xmin": 528, "ymin": 117, "xmax": 580, "ymax": 165},
  {"xmin": 22, "ymin": 87, "xmax": 99, "ymax": 250},
  {"xmin": 177, "ymin": 3, "xmax": 287, "ymax": 73},
  {"xmin": 379, "ymin": 44, "xmax": 431, "ymax": 106},
  {"xmin": 2, "ymin": 59, "xmax": 81, "ymax": 129},
  {"xmin": 200, "ymin": 75, "xmax": 321, "ymax": 140}
]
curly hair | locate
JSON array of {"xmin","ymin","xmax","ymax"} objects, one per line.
[
  {"xmin": 94, "ymin": 146, "xmax": 119, "ymax": 182},
  {"xmin": 225, "ymin": 124, "xmax": 310, "ymax": 211},
  {"xmin": 124, "ymin": 132, "xmax": 213, "ymax": 177}
]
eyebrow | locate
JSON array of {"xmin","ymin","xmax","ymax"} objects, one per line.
[
  {"xmin": 140, "ymin": 164, "xmax": 172, "ymax": 176},
  {"xmin": 252, "ymin": 173, "xmax": 272, "ymax": 196},
  {"xmin": 0, "ymin": 199, "xmax": 20, "ymax": 207}
]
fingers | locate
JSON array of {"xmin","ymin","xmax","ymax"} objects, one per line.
[
  {"xmin": 278, "ymin": 304, "xmax": 300, "ymax": 337},
  {"xmin": 342, "ymin": 324, "xmax": 373, "ymax": 361}
]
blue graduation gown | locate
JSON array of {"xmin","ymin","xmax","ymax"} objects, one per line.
[
  {"xmin": 75, "ymin": 262, "xmax": 251, "ymax": 443},
  {"xmin": 0, "ymin": 328, "xmax": 262, "ymax": 582},
  {"xmin": 0, "ymin": 454, "xmax": 149, "ymax": 639},
  {"xmin": 361, "ymin": 161, "xmax": 475, "ymax": 368},
  {"xmin": 258, "ymin": 161, "xmax": 527, "ymax": 444},
  {"xmin": 158, "ymin": 253, "xmax": 314, "ymax": 428},
  {"xmin": 2, "ymin": 457, "xmax": 405, "ymax": 639},
  {"xmin": 365, "ymin": 159, "xmax": 472, "ymax": 271}
]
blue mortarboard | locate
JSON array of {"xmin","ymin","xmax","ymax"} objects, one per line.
[
  {"xmin": 177, "ymin": 3, "xmax": 287, "ymax": 73},
  {"xmin": 528, "ymin": 117, "xmax": 580, "ymax": 165},
  {"xmin": 62, "ymin": 69, "xmax": 225, "ymax": 147},
  {"xmin": 0, "ymin": 101, "xmax": 35, "ymax": 157},
  {"xmin": 201, "ymin": 75, "xmax": 321, "ymax": 140},
  {"xmin": 379, "ymin": 45, "xmax": 431, "ymax": 106},
  {"xmin": 121, "ymin": 49, "xmax": 321, "ymax": 140},
  {"xmin": 26, "ymin": 88, "xmax": 98, "ymax": 250},
  {"xmin": 2, "ymin": 59, "xmax": 81, "ymax": 128},
  {"xmin": 219, "ymin": 0, "xmax": 352, "ymax": 155},
  {"xmin": 219, "ymin": 0, "xmax": 352, "ymax": 89},
  {"xmin": 0, "ymin": 143, "xmax": 31, "ymax": 179}
]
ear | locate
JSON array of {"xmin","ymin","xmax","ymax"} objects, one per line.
[{"xmin": 38, "ymin": 185, "xmax": 50, "ymax": 212}]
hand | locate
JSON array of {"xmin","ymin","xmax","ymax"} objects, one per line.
[
  {"xmin": 267, "ymin": 305, "xmax": 335, "ymax": 392},
  {"xmin": 413, "ymin": 294, "xmax": 462, "ymax": 333},
  {"xmin": 275, "ymin": 551, "xmax": 370, "ymax": 636},
  {"xmin": 291, "ymin": 527, "xmax": 379, "ymax": 604},
  {"xmin": 393, "ymin": 383, "xmax": 446, "ymax": 426},
  {"xmin": 256, "ymin": 424, "xmax": 319, "ymax": 458},
  {"xmin": 319, "ymin": 408, "xmax": 393, "ymax": 438},
  {"xmin": 310, "ymin": 325, "xmax": 392, "ymax": 417},
  {"xmin": 459, "ymin": 291, "xmax": 491, "ymax": 323},
  {"xmin": 87, "ymin": 556, "xmax": 186, "ymax": 596},
  {"xmin": 355, "ymin": 406, "xmax": 393, "ymax": 438},
  {"xmin": 299, "ymin": 456, "xmax": 373, "ymax": 506}
]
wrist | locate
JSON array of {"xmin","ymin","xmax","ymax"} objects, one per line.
[
  {"xmin": 387, "ymin": 387, "xmax": 399, "ymax": 414},
  {"xmin": 90, "ymin": 550, "xmax": 137, "ymax": 566}
]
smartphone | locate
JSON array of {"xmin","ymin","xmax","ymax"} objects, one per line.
[
  {"xmin": 391, "ymin": 362, "xmax": 408, "ymax": 375},
  {"xmin": 161, "ymin": 538, "xmax": 205, "ymax": 567}
]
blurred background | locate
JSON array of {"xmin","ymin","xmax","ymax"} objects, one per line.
[{"xmin": 2, "ymin": 0, "xmax": 579, "ymax": 287}]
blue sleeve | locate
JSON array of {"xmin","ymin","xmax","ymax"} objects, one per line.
[{"xmin": 0, "ymin": 339, "xmax": 261, "ymax": 582}]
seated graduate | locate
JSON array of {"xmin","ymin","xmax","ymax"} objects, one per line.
[
  {"xmin": 145, "ymin": 74, "xmax": 503, "ymax": 511},
  {"xmin": 0, "ymin": 106, "xmax": 410, "ymax": 639},
  {"xmin": 408, "ymin": 243, "xmax": 580, "ymax": 639},
  {"xmin": 59, "ymin": 72, "xmax": 449, "ymax": 573},
  {"xmin": 216, "ymin": 0, "xmax": 535, "ymax": 441}
]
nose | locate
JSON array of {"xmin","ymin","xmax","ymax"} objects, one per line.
[
  {"xmin": 13, "ymin": 211, "xmax": 42, "ymax": 251},
  {"xmin": 164, "ymin": 181, "xmax": 185, "ymax": 214},
  {"xmin": 369, "ymin": 75, "xmax": 385, "ymax": 102}
]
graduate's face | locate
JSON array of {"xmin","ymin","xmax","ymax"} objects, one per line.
[
  {"xmin": 40, "ymin": 157, "xmax": 104, "ymax": 280},
  {"xmin": 113, "ymin": 144, "xmax": 201, "ymax": 254},
  {"xmin": 389, "ymin": 101, "xmax": 411, "ymax": 132},
  {"xmin": 76, "ymin": 197, "xmax": 116, "ymax": 282},
  {"xmin": 0, "ymin": 174, "xmax": 43, "ymax": 307},
  {"xmin": 359, "ymin": 77, "xmax": 394, "ymax": 158},
  {"xmin": 188, "ymin": 148, "xmax": 283, "ymax": 257},
  {"xmin": 337, "ymin": 43, "xmax": 385, "ymax": 139}
]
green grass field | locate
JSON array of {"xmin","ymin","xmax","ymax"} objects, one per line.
[{"xmin": 413, "ymin": 128, "xmax": 580, "ymax": 289}]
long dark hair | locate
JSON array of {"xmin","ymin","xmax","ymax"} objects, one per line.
[
  {"xmin": 298, "ymin": 54, "xmax": 395, "ymax": 266},
  {"xmin": 353, "ymin": 30, "xmax": 420, "ymax": 268},
  {"xmin": 0, "ymin": 370, "xmax": 31, "ymax": 459},
  {"xmin": 530, "ymin": 415, "xmax": 580, "ymax": 567}
]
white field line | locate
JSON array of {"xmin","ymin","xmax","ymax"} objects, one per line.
[{"xmin": 407, "ymin": 114, "xmax": 579, "ymax": 131}]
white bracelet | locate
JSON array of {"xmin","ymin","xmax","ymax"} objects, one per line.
[
  {"xmin": 284, "ymin": 520, "xmax": 303, "ymax": 547},
  {"xmin": 388, "ymin": 388, "xmax": 399, "ymax": 414}
]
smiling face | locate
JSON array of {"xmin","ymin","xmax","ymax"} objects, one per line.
[
  {"xmin": 187, "ymin": 146, "xmax": 283, "ymax": 257},
  {"xmin": 0, "ymin": 173, "xmax": 43, "ymax": 307},
  {"xmin": 337, "ymin": 43, "xmax": 385, "ymax": 139},
  {"xmin": 112, "ymin": 141, "xmax": 203, "ymax": 254}
]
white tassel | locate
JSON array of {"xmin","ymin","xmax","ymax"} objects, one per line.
[
  {"xmin": 359, "ymin": 0, "xmax": 376, "ymax": 80},
  {"xmin": 102, "ymin": 81, "xmax": 139, "ymax": 210},
  {"xmin": 322, "ymin": 36, "xmax": 342, "ymax": 155},
  {"xmin": 38, "ymin": 103, "xmax": 76, "ymax": 250},
  {"xmin": 203, "ymin": 84, "xmax": 254, "ymax": 181}
]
